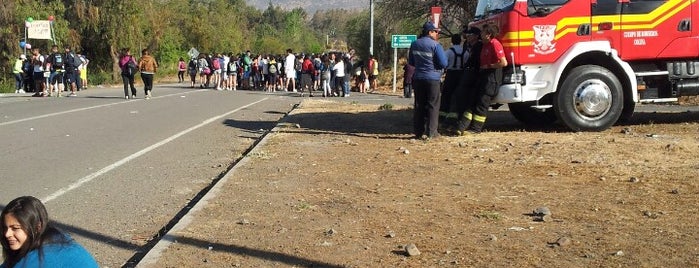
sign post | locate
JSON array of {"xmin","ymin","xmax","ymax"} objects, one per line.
[
  {"xmin": 391, "ymin": 34, "xmax": 417, "ymax": 92},
  {"xmin": 431, "ymin": 7, "xmax": 442, "ymax": 27}
]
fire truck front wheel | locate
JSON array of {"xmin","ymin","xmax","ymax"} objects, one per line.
[{"xmin": 555, "ymin": 65, "xmax": 623, "ymax": 131}]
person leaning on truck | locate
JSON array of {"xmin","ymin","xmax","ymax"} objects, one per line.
[
  {"xmin": 454, "ymin": 27, "xmax": 483, "ymax": 135},
  {"xmin": 460, "ymin": 23, "xmax": 507, "ymax": 134},
  {"xmin": 408, "ymin": 21, "xmax": 448, "ymax": 140}
]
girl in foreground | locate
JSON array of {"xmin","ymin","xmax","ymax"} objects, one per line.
[{"xmin": 1, "ymin": 196, "xmax": 98, "ymax": 268}]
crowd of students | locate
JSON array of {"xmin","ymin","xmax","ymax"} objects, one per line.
[
  {"xmin": 12, "ymin": 45, "xmax": 90, "ymax": 97},
  {"xmin": 182, "ymin": 48, "xmax": 379, "ymax": 97}
]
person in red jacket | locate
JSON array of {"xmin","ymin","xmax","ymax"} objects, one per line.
[{"xmin": 300, "ymin": 55, "xmax": 315, "ymax": 97}]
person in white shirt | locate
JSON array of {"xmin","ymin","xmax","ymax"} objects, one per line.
[
  {"xmin": 284, "ymin": 49, "xmax": 296, "ymax": 92},
  {"xmin": 332, "ymin": 56, "xmax": 345, "ymax": 97},
  {"xmin": 220, "ymin": 54, "xmax": 230, "ymax": 90}
]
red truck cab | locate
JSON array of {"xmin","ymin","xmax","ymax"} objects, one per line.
[{"xmin": 470, "ymin": 0, "xmax": 699, "ymax": 131}]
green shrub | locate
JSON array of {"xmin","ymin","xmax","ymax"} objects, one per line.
[{"xmin": 0, "ymin": 79, "xmax": 13, "ymax": 94}]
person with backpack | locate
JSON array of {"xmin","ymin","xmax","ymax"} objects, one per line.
[
  {"xmin": 439, "ymin": 34, "xmax": 468, "ymax": 130},
  {"xmin": 119, "ymin": 48, "xmax": 138, "ymax": 99},
  {"xmin": 177, "ymin": 57, "xmax": 186, "ymax": 83},
  {"xmin": 267, "ymin": 57, "xmax": 279, "ymax": 92},
  {"xmin": 21, "ymin": 55, "xmax": 33, "ymax": 93},
  {"xmin": 241, "ymin": 51, "xmax": 252, "ymax": 89},
  {"xmin": 138, "ymin": 48, "xmax": 158, "ymax": 99},
  {"xmin": 29, "ymin": 48, "xmax": 46, "ymax": 97},
  {"xmin": 13, "ymin": 54, "xmax": 26, "ymax": 94},
  {"xmin": 300, "ymin": 55, "xmax": 315, "ymax": 96},
  {"xmin": 211, "ymin": 53, "xmax": 222, "ymax": 90},
  {"xmin": 187, "ymin": 57, "xmax": 198, "ymax": 88},
  {"xmin": 227, "ymin": 54, "xmax": 238, "ymax": 91},
  {"xmin": 62, "ymin": 46, "xmax": 82, "ymax": 97},
  {"xmin": 197, "ymin": 54, "xmax": 209, "ymax": 88},
  {"xmin": 313, "ymin": 54, "xmax": 322, "ymax": 91},
  {"xmin": 45, "ymin": 45, "xmax": 65, "ymax": 96}
]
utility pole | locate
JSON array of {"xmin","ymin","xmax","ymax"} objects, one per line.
[{"xmin": 369, "ymin": 0, "xmax": 374, "ymax": 56}]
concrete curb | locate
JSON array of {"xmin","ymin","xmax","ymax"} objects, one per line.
[{"xmin": 135, "ymin": 106, "xmax": 299, "ymax": 267}]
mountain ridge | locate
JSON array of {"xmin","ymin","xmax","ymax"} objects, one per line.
[{"xmin": 248, "ymin": 0, "xmax": 367, "ymax": 13}]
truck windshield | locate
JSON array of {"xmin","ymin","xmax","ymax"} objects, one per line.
[{"xmin": 474, "ymin": 0, "xmax": 516, "ymax": 19}]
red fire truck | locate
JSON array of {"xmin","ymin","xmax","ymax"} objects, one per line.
[{"xmin": 470, "ymin": 0, "xmax": 698, "ymax": 131}]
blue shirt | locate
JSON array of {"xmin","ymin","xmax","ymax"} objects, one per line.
[
  {"xmin": 408, "ymin": 36, "xmax": 448, "ymax": 81},
  {"xmin": 1, "ymin": 240, "xmax": 98, "ymax": 268}
]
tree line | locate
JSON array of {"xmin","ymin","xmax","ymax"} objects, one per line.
[{"xmin": 0, "ymin": 0, "xmax": 472, "ymax": 92}]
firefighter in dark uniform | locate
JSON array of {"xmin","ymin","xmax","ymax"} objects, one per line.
[
  {"xmin": 439, "ymin": 34, "xmax": 466, "ymax": 130},
  {"xmin": 459, "ymin": 24, "xmax": 507, "ymax": 134},
  {"xmin": 453, "ymin": 27, "xmax": 483, "ymax": 135}
]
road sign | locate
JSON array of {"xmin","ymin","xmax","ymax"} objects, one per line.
[
  {"xmin": 187, "ymin": 48, "xmax": 199, "ymax": 59},
  {"xmin": 391, "ymin": 35, "xmax": 417, "ymax": 49}
]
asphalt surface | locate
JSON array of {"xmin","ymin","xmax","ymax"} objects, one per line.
[{"xmin": 0, "ymin": 83, "xmax": 412, "ymax": 267}]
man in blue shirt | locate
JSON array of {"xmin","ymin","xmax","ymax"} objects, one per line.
[{"xmin": 409, "ymin": 21, "xmax": 448, "ymax": 139}]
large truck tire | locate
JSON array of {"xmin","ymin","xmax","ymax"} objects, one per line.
[
  {"xmin": 508, "ymin": 102, "xmax": 557, "ymax": 127},
  {"xmin": 554, "ymin": 65, "xmax": 623, "ymax": 131}
]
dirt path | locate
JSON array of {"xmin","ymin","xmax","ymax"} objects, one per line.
[{"xmin": 149, "ymin": 99, "xmax": 699, "ymax": 267}]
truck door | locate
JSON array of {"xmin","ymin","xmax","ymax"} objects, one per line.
[
  {"xmin": 591, "ymin": 0, "xmax": 623, "ymax": 54},
  {"xmin": 620, "ymin": 0, "xmax": 694, "ymax": 60},
  {"xmin": 518, "ymin": 0, "xmax": 592, "ymax": 64}
]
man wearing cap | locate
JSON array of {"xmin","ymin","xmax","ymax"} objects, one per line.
[
  {"xmin": 409, "ymin": 21, "xmax": 448, "ymax": 140},
  {"xmin": 454, "ymin": 27, "xmax": 484, "ymax": 135},
  {"xmin": 13, "ymin": 54, "xmax": 27, "ymax": 94}
]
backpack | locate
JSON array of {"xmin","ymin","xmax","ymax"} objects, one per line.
[
  {"xmin": 51, "ymin": 53, "xmax": 64, "ymax": 70},
  {"xmin": 22, "ymin": 60, "xmax": 32, "ymax": 74},
  {"xmin": 314, "ymin": 60, "xmax": 322, "ymax": 73},
  {"xmin": 449, "ymin": 47, "xmax": 466, "ymax": 69},
  {"xmin": 125, "ymin": 57, "xmax": 138, "ymax": 75},
  {"xmin": 269, "ymin": 62, "xmax": 277, "ymax": 74},
  {"xmin": 227, "ymin": 61, "xmax": 237, "ymax": 74},
  {"xmin": 188, "ymin": 59, "xmax": 197, "ymax": 71},
  {"xmin": 65, "ymin": 52, "xmax": 82, "ymax": 70},
  {"xmin": 294, "ymin": 60, "xmax": 301, "ymax": 72}
]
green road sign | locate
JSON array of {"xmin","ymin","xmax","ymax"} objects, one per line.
[{"xmin": 391, "ymin": 35, "xmax": 417, "ymax": 49}]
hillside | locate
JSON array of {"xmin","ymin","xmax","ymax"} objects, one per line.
[{"xmin": 249, "ymin": 0, "xmax": 366, "ymax": 13}]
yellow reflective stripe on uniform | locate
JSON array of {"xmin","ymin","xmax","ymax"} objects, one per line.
[
  {"xmin": 464, "ymin": 112, "xmax": 473, "ymax": 120},
  {"xmin": 445, "ymin": 112, "xmax": 458, "ymax": 119},
  {"xmin": 473, "ymin": 114, "xmax": 487, "ymax": 123}
]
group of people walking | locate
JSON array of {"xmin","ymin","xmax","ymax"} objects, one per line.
[
  {"xmin": 180, "ymin": 48, "xmax": 377, "ymax": 97},
  {"xmin": 409, "ymin": 21, "xmax": 506, "ymax": 139},
  {"xmin": 118, "ymin": 48, "xmax": 159, "ymax": 99}
]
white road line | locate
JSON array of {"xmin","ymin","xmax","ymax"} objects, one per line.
[
  {"xmin": 0, "ymin": 90, "xmax": 205, "ymax": 127},
  {"xmin": 41, "ymin": 97, "xmax": 269, "ymax": 203}
]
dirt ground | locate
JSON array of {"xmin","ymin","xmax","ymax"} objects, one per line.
[{"xmin": 152, "ymin": 94, "xmax": 699, "ymax": 267}]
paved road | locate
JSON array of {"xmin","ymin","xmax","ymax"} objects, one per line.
[
  {"xmin": 0, "ymin": 84, "xmax": 410, "ymax": 267},
  {"xmin": 1, "ymin": 84, "xmax": 696, "ymax": 267}
]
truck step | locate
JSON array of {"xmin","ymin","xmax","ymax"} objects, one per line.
[
  {"xmin": 635, "ymin": 71, "xmax": 669, "ymax": 77},
  {"xmin": 531, "ymin": 105, "xmax": 553, "ymax": 111},
  {"xmin": 639, "ymin": 98, "xmax": 677, "ymax": 103}
]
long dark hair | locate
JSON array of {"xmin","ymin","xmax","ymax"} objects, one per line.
[{"xmin": 1, "ymin": 196, "xmax": 70, "ymax": 267}]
